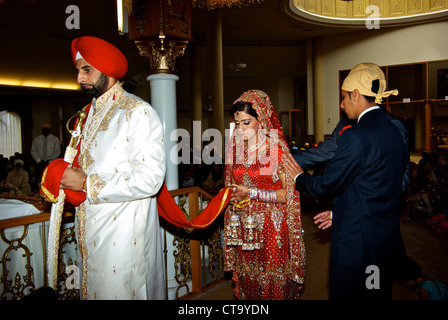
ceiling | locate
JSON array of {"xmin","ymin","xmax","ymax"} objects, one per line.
[
  {"xmin": 1, "ymin": 0, "xmax": 445, "ymax": 90},
  {"xmin": 192, "ymin": 0, "xmax": 357, "ymax": 45},
  {"xmin": 0, "ymin": 0, "xmax": 359, "ymax": 95}
]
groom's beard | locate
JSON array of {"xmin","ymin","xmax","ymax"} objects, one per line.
[{"xmin": 81, "ymin": 73, "xmax": 109, "ymax": 98}]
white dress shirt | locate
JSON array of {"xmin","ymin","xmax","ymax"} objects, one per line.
[{"xmin": 31, "ymin": 134, "xmax": 61, "ymax": 163}]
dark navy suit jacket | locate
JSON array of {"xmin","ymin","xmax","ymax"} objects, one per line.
[
  {"xmin": 293, "ymin": 116, "xmax": 351, "ymax": 169},
  {"xmin": 294, "ymin": 109, "xmax": 410, "ymax": 192},
  {"xmin": 295, "ymin": 108, "xmax": 408, "ymax": 270}
]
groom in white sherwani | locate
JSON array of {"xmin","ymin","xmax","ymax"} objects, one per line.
[{"xmin": 58, "ymin": 36, "xmax": 166, "ymax": 300}]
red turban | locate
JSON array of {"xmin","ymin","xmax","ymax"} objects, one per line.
[{"xmin": 71, "ymin": 36, "xmax": 128, "ymax": 79}]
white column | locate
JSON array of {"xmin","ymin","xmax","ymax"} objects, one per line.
[
  {"xmin": 147, "ymin": 73, "xmax": 182, "ymax": 300},
  {"xmin": 148, "ymin": 73, "xmax": 179, "ymax": 190}
]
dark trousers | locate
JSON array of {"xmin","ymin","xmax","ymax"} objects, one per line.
[
  {"xmin": 35, "ymin": 161, "xmax": 48, "ymax": 187},
  {"xmin": 329, "ymin": 264, "xmax": 392, "ymax": 300}
]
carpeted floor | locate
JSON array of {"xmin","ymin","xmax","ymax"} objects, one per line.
[{"xmin": 194, "ymin": 206, "xmax": 448, "ymax": 300}]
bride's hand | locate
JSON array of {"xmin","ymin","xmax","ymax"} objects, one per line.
[{"xmin": 229, "ymin": 184, "xmax": 249, "ymax": 202}]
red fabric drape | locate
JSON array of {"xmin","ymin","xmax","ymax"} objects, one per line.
[
  {"xmin": 40, "ymin": 158, "xmax": 87, "ymax": 206},
  {"xmin": 157, "ymin": 184, "xmax": 232, "ymax": 229},
  {"xmin": 40, "ymin": 104, "xmax": 92, "ymax": 206},
  {"xmin": 42, "ymin": 165, "xmax": 231, "ymax": 228}
]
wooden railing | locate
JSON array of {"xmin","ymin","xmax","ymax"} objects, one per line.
[
  {"xmin": 163, "ymin": 186, "xmax": 225, "ymax": 299},
  {"xmin": 0, "ymin": 187, "xmax": 226, "ymax": 300}
]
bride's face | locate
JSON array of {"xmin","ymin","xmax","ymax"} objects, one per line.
[{"xmin": 233, "ymin": 111, "xmax": 260, "ymax": 142}]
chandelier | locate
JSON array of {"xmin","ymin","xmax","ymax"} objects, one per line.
[{"xmin": 192, "ymin": 0, "xmax": 264, "ymax": 10}]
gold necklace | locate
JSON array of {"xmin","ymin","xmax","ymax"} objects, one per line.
[{"xmin": 248, "ymin": 133, "xmax": 266, "ymax": 153}]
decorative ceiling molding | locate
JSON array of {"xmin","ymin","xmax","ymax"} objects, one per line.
[
  {"xmin": 192, "ymin": 0, "xmax": 264, "ymax": 10},
  {"xmin": 283, "ymin": 0, "xmax": 448, "ymax": 28}
]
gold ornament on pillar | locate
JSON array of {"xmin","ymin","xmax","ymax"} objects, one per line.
[
  {"xmin": 125, "ymin": 0, "xmax": 192, "ymax": 74},
  {"xmin": 136, "ymin": 36, "xmax": 189, "ymax": 75},
  {"xmin": 192, "ymin": 0, "xmax": 264, "ymax": 10}
]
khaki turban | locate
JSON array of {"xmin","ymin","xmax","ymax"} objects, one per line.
[{"xmin": 342, "ymin": 63, "xmax": 398, "ymax": 104}]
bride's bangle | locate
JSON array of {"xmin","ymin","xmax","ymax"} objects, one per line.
[
  {"xmin": 249, "ymin": 187, "xmax": 259, "ymax": 200},
  {"xmin": 249, "ymin": 187, "xmax": 277, "ymax": 203}
]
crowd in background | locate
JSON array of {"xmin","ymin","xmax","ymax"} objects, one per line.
[
  {"xmin": 401, "ymin": 149, "xmax": 448, "ymax": 233},
  {"xmin": 0, "ymin": 152, "xmax": 37, "ymax": 196}
]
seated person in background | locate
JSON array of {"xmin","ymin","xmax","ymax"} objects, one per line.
[
  {"xmin": 414, "ymin": 168, "xmax": 446, "ymax": 221},
  {"xmin": 202, "ymin": 163, "xmax": 224, "ymax": 195},
  {"xmin": 5, "ymin": 159, "xmax": 32, "ymax": 195},
  {"xmin": 399, "ymin": 256, "xmax": 448, "ymax": 300},
  {"xmin": 180, "ymin": 164, "xmax": 197, "ymax": 188}
]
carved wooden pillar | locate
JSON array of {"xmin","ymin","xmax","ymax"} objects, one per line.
[{"xmin": 126, "ymin": 0, "xmax": 191, "ymax": 75}]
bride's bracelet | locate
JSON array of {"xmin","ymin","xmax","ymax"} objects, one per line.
[{"xmin": 249, "ymin": 187, "xmax": 277, "ymax": 203}]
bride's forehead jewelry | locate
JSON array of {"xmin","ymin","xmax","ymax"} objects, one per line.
[{"xmin": 236, "ymin": 111, "xmax": 240, "ymax": 118}]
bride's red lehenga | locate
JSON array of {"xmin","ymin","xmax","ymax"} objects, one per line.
[{"xmin": 224, "ymin": 90, "xmax": 306, "ymax": 300}]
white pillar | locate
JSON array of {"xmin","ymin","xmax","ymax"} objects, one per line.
[
  {"xmin": 148, "ymin": 73, "xmax": 179, "ymax": 190},
  {"xmin": 147, "ymin": 73, "xmax": 182, "ymax": 300}
]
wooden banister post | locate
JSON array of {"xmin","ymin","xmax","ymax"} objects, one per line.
[{"xmin": 188, "ymin": 191, "xmax": 202, "ymax": 294}]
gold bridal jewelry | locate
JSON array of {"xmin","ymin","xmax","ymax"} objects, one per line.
[{"xmin": 248, "ymin": 132, "xmax": 266, "ymax": 153}]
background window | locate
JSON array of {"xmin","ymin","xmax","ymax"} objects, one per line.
[{"xmin": 0, "ymin": 110, "xmax": 22, "ymax": 157}]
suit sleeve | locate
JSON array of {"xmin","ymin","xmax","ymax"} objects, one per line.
[
  {"xmin": 293, "ymin": 118, "xmax": 347, "ymax": 169},
  {"xmin": 293, "ymin": 135, "xmax": 337, "ymax": 169},
  {"xmin": 295, "ymin": 130, "xmax": 362, "ymax": 199}
]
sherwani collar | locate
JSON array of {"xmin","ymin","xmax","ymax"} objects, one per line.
[{"xmin": 92, "ymin": 81, "xmax": 125, "ymax": 112}]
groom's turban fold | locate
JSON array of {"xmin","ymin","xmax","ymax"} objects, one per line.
[{"xmin": 71, "ymin": 36, "xmax": 128, "ymax": 79}]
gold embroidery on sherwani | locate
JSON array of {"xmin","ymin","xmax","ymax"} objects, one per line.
[
  {"xmin": 89, "ymin": 173, "xmax": 106, "ymax": 204},
  {"xmin": 76, "ymin": 82, "xmax": 123, "ymax": 298},
  {"xmin": 77, "ymin": 202, "xmax": 88, "ymax": 300},
  {"xmin": 118, "ymin": 95, "xmax": 141, "ymax": 121}
]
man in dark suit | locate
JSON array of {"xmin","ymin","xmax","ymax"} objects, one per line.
[
  {"xmin": 284, "ymin": 63, "xmax": 409, "ymax": 299},
  {"xmin": 293, "ymin": 111, "xmax": 409, "ymax": 180},
  {"xmin": 294, "ymin": 109, "xmax": 410, "ymax": 225}
]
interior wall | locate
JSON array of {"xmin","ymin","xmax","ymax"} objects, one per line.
[
  {"xmin": 320, "ymin": 20, "xmax": 448, "ymax": 134},
  {"xmin": 172, "ymin": 43, "xmax": 305, "ymax": 137},
  {"xmin": 31, "ymin": 100, "xmax": 61, "ymax": 142}
]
